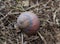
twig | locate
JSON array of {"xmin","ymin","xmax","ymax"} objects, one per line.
[
  {"xmin": 37, "ymin": 32, "xmax": 47, "ymax": 44},
  {"xmin": 0, "ymin": 10, "xmax": 13, "ymax": 21},
  {"xmin": 26, "ymin": 0, "xmax": 52, "ymax": 11},
  {"xmin": 3, "ymin": 41, "xmax": 6, "ymax": 44},
  {"xmin": 53, "ymin": 7, "xmax": 60, "ymax": 23},
  {"xmin": 8, "ymin": 39, "xmax": 13, "ymax": 44},
  {"xmin": 21, "ymin": 33, "xmax": 24, "ymax": 44},
  {"xmin": 26, "ymin": 3, "xmax": 39, "ymax": 11},
  {"xmin": 11, "ymin": 5, "xmax": 26, "ymax": 11},
  {"xmin": 0, "ymin": 10, "xmax": 20, "ymax": 21},
  {"xmin": 43, "ymin": 0, "xmax": 52, "ymax": 7},
  {"xmin": 16, "ymin": 39, "xmax": 19, "ymax": 44}
]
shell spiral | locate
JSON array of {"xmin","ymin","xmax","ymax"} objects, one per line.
[{"xmin": 17, "ymin": 12, "xmax": 40, "ymax": 34}]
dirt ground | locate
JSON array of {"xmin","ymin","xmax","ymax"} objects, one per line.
[{"xmin": 0, "ymin": 0, "xmax": 60, "ymax": 44}]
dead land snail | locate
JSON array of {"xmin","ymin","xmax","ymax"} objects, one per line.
[{"xmin": 16, "ymin": 11, "xmax": 40, "ymax": 35}]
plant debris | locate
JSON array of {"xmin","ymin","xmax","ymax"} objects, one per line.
[{"xmin": 0, "ymin": 0, "xmax": 60, "ymax": 44}]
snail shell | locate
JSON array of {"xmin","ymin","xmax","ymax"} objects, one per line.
[{"xmin": 17, "ymin": 11, "xmax": 40, "ymax": 34}]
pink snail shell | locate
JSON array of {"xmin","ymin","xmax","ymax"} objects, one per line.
[{"xmin": 17, "ymin": 11, "xmax": 40, "ymax": 34}]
